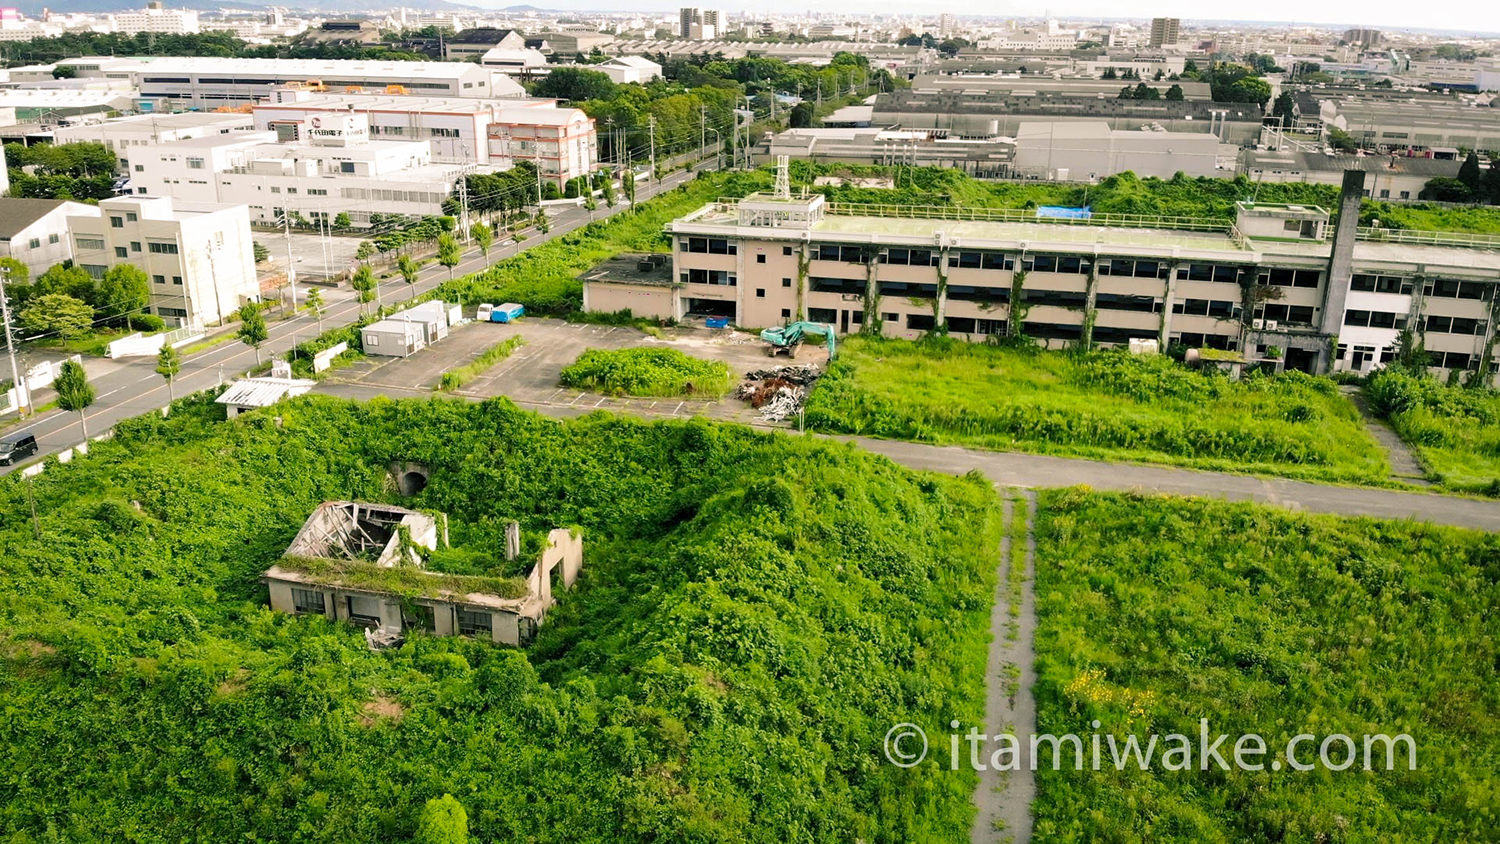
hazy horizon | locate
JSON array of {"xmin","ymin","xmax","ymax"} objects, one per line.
[{"xmin": 468, "ymin": 1, "xmax": 1500, "ymax": 38}]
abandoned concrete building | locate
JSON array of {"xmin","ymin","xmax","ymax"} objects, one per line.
[
  {"xmin": 263, "ymin": 501, "xmax": 583, "ymax": 647},
  {"xmin": 589, "ymin": 161, "xmax": 1500, "ymax": 383}
]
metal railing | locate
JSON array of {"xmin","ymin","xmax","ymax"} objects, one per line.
[
  {"xmin": 823, "ymin": 201, "xmax": 1234, "ymax": 232},
  {"xmin": 1355, "ymin": 227, "xmax": 1500, "ymax": 248}
]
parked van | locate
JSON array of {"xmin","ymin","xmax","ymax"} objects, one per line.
[{"xmin": 0, "ymin": 431, "xmax": 38, "ymax": 465}]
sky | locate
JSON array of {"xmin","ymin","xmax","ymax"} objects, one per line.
[{"xmin": 481, "ymin": 1, "xmax": 1500, "ymax": 37}]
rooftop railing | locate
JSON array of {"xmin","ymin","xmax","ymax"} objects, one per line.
[{"xmin": 1355, "ymin": 227, "xmax": 1500, "ymax": 249}]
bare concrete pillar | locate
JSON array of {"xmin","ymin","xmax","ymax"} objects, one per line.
[
  {"xmin": 505, "ymin": 521, "xmax": 520, "ymax": 561},
  {"xmin": 1320, "ymin": 169, "xmax": 1366, "ymax": 340}
]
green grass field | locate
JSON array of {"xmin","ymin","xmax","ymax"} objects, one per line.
[
  {"xmin": 1031, "ymin": 489, "xmax": 1500, "ymax": 841},
  {"xmin": 1366, "ymin": 368, "xmax": 1500, "ymax": 493},
  {"xmin": 803, "ymin": 337, "xmax": 1390, "ymax": 484}
]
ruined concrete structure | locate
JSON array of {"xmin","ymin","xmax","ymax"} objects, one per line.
[{"xmin": 264, "ymin": 501, "xmax": 583, "ymax": 647}]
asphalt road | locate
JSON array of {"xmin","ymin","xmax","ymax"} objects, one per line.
[{"xmin": 0, "ymin": 163, "xmax": 708, "ymax": 477}]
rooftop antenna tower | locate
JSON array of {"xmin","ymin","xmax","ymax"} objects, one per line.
[{"xmin": 774, "ymin": 154, "xmax": 790, "ymax": 198}]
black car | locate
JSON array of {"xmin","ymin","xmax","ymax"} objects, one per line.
[{"xmin": 0, "ymin": 431, "xmax": 38, "ymax": 465}]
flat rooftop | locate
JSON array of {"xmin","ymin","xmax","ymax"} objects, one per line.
[
  {"xmin": 579, "ymin": 253, "xmax": 674, "ymax": 286},
  {"xmin": 255, "ymin": 93, "xmax": 559, "ymax": 114}
]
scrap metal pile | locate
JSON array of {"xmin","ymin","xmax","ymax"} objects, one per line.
[{"xmin": 735, "ymin": 365, "xmax": 822, "ymax": 423}]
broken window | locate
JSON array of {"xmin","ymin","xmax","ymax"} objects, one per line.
[
  {"xmin": 292, "ymin": 588, "xmax": 326, "ymax": 615},
  {"xmin": 457, "ymin": 608, "xmax": 493, "ymax": 637}
]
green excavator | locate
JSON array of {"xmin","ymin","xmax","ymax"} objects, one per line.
[{"xmin": 760, "ymin": 322, "xmax": 837, "ymax": 359}]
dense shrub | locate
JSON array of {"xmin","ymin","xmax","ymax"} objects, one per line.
[
  {"xmin": 559, "ymin": 347, "xmax": 734, "ymax": 397},
  {"xmin": 128, "ymin": 313, "xmax": 166, "ymax": 332},
  {"xmin": 0, "ymin": 395, "xmax": 1000, "ymax": 842},
  {"xmin": 804, "ymin": 337, "xmax": 1387, "ymax": 482},
  {"xmin": 1366, "ymin": 368, "xmax": 1500, "ymax": 491}
]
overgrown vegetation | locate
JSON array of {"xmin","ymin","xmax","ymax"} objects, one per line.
[
  {"xmin": 1032, "ymin": 489, "xmax": 1500, "ymax": 841},
  {"xmin": 803, "ymin": 336, "xmax": 1389, "ymax": 483},
  {"xmin": 437, "ymin": 335, "xmax": 525, "ymax": 392},
  {"xmin": 793, "ymin": 165, "xmax": 1500, "ymax": 235},
  {"xmin": 0, "ymin": 394, "xmax": 999, "ymax": 842},
  {"xmin": 435, "ymin": 169, "xmax": 769, "ymax": 315},
  {"xmin": 1366, "ymin": 368, "xmax": 1500, "ymax": 493},
  {"xmin": 559, "ymin": 347, "xmax": 734, "ymax": 397}
]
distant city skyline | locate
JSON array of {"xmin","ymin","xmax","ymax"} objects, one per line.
[{"xmin": 466, "ymin": 1, "xmax": 1499, "ymax": 37}]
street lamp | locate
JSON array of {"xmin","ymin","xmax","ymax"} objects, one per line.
[{"xmin": 0, "ymin": 264, "xmax": 30, "ymax": 418}]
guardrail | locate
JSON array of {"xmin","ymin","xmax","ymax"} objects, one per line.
[
  {"xmin": 709, "ymin": 197, "xmax": 1234, "ymax": 232},
  {"xmin": 1355, "ymin": 227, "xmax": 1500, "ymax": 248}
]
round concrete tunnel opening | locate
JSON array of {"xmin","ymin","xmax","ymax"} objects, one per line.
[{"xmin": 397, "ymin": 470, "xmax": 428, "ymax": 497}]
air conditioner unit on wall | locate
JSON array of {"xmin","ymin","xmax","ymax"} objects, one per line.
[
  {"xmin": 1252, "ymin": 319, "xmax": 1265, "ymax": 329},
  {"xmin": 1265, "ymin": 320, "xmax": 1279, "ymax": 331}
]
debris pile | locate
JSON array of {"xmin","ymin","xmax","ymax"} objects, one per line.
[{"xmin": 735, "ymin": 365, "xmax": 822, "ymax": 423}]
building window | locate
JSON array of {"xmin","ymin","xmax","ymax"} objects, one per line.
[
  {"xmin": 782, "ymin": 277, "xmax": 791, "ymax": 287},
  {"xmin": 883, "ymin": 312, "xmax": 898, "ymax": 322},
  {"xmin": 270, "ymin": 186, "xmax": 281, "ymax": 193},
  {"xmin": 126, "ymin": 212, "xmax": 138, "ymax": 222},
  {"xmin": 82, "ymin": 265, "xmax": 107, "ymax": 280},
  {"xmin": 134, "ymin": 164, "xmax": 144, "ymax": 172},
  {"xmin": 110, "ymin": 216, "xmax": 124, "ymax": 228},
  {"xmin": 187, "ymin": 157, "xmax": 204, "ymax": 170},
  {"xmin": 48, "ymin": 234, "xmax": 58, "ymax": 244},
  {"xmin": 756, "ymin": 288, "xmax": 765, "ymax": 298},
  {"xmin": 148, "ymin": 242, "xmax": 179, "ymax": 254},
  {"xmin": 131, "ymin": 241, "xmax": 141, "ymax": 252},
  {"xmin": 782, "ymin": 246, "xmax": 793, "ymax": 256},
  {"xmin": 75, "ymin": 237, "xmax": 106, "ymax": 250},
  {"xmin": 291, "ymin": 588, "xmax": 326, "ymax": 614},
  {"xmin": 756, "ymin": 254, "xmax": 766, "ymax": 263},
  {"xmin": 27, "ymin": 238, "xmax": 39, "ymax": 248},
  {"xmin": 457, "ymin": 608, "xmax": 493, "ymax": 636},
  {"xmin": 341, "ymin": 162, "xmax": 356, "ymax": 174},
  {"xmin": 153, "ymin": 274, "xmax": 165, "ymax": 284},
  {"xmin": 114, "ymin": 247, "xmax": 128, "ymax": 258},
  {"xmin": 172, "ymin": 276, "xmax": 182, "ymax": 285},
  {"xmin": 781, "ymin": 308, "xmax": 791, "ymax": 319}
]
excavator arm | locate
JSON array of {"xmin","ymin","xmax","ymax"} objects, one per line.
[{"xmin": 760, "ymin": 322, "xmax": 836, "ymax": 359}]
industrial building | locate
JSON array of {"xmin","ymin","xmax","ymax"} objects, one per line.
[
  {"xmin": 1010, "ymin": 121, "xmax": 1226, "ymax": 180},
  {"xmin": 1240, "ymin": 149, "xmax": 1462, "ymax": 201},
  {"xmin": 52, "ymin": 112, "xmax": 256, "ymax": 172},
  {"xmin": 263, "ymin": 502, "xmax": 583, "ymax": 647},
  {"xmin": 588, "ymin": 169, "xmax": 1500, "ymax": 382},
  {"xmin": 871, "ymin": 89, "xmax": 1264, "ymax": 145},
  {"xmin": 1313, "ymin": 94, "xmax": 1500, "ymax": 152},
  {"xmin": 67, "ymin": 195, "xmax": 258, "ymax": 328},
  {"xmin": 128, "ymin": 57, "xmax": 528, "ymax": 109},
  {"xmin": 0, "ymin": 198, "xmax": 101, "ymax": 277},
  {"xmin": 252, "ymin": 89, "xmax": 598, "ymax": 185}
]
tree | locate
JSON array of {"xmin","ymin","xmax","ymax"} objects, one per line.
[
  {"xmin": 236, "ymin": 302, "xmax": 268, "ymax": 364},
  {"xmin": 252, "ymin": 241, "xmax": 270, "ymax": 263},
  {"xmin": 535, "ymin": 211, "xmax": 550, "ymax": 234},
  {"xmin": 1271, "ymin": 92, "xmax": 1296, "ymax": 126},
  {"xmin": 437, "ymin": 233, "xmax": 461, "ymax": 280},
  {"xmin": 305, "ymin": 288, "xmax": 325, "ymax": 331},
  {"xmin": 95, "ymin": 265, "xmax": 150, "ymax": 323},
  {"xmin": 351, "ymin": 265, "xmax": 376, "ymax": 310},
  {"xmin": 34, "ymin": 264, "xmax": 96, "ymax": 305},
  {"xmin": 1327, "ymin": 127, "xmax": 1358, "ymax": 153},
  {"xmin": 583, "ymin": 192, "xmax": 598, "ymax": 219},
  {"xmin": 600, "ymin": 174, "xmax": 616, "ymax": 207},
  {"xmin": 789, "ymin": 101, "xmax": 816, "ymax": 129},
  {"xmin": 155, "ymin": 344, "xmax": 181, "ymax": 403},
  {"xmin": 534, "ymin": 67, "xmax": 616, "ymax": 102},
  {"xmin": 415, "ymin": 794, "xmax": 468, "ymax": 844},
  {"xmin": 19, "ymin": 293, "xmax": 93, "ymax": 339},
  {"xmin": 1101, "ymin": 67, "xmax": 1118, "ymax": 80},
  {"xmin": 1420, "ymin": 177, "xmax": 1472, "ymax": 202},
  {"xmin": 623, "ymin": 170, "xmax": 637, "ymax": 208},
  {"xmin": 333, "ymin": 212, "xmax": 351, "ymax": 230},
  {"xmin": 355, "ymin": 241, "xmax": 375, "ymax": 261},
  {"xmin": 1457, "ymin": 152, "xmax": 1483, "ymax": 192},
  {"xmin": 398, "ymin": 253, "xmax": 420, "ymax": 287},
  {"xmin": 53, "ymin": 359, "xmax": 94, "ymax": 439},
  {"xmin": 469, "ymin": 222, "xmax": 493, "ymax": 257},
  {"xmin": 1165, "ymin": 84, "xmax": 1185, "ymax": 101},
  {"xmin": 1482, "ymin": 163, "xmax": 1500, "ymax": 206},
  {"xmin": 1226, "ymin": 77, "xmax": 1272, "ymax": 108},
  {"xmin": 0, "ymin": 257, "xmax": 31, "ymax": 306}
]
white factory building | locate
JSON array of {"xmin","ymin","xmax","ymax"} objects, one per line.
[
  {"xmin": 128, "ymin": 57, "xmax": 528, "ymax": 109},
  {"xmin": 128, "ymin": 114, "xmax": 481, "ymax": 226},
  {"xmin": 52, "ymin": 112, "xmax": 257, "ymax": 172},
  {"xmin": 67, "ymin": 196, "xmax": 258, "ymax": 328},
  {"xmin": 253, "ymin": 89, "xmax": 558, "ymax": 165},
  {"xmin": 1011, "ymin": 121, "xmax": 1228, "ymax": 181}
]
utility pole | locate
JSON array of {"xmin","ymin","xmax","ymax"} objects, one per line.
[
  {"xmin": 603, "ymin": 116, "xmax": 614, "ymax": 168},
  {"xmin": 648, "ymin": 114, "xmax": 657, "ymax": 182},
  {"xmin": 280, "ymin": 211, "xmax": 297, "ymax": 313},
  {"xmin": 457, "ymin": 169, "xmax": 470, "ymax": 242},
  {"xmin": 0, "ymin": 264, "xmax": 29, "ymax": 419},
  {"xmin": 699, "ymin": 105, "xmax": 707, "ymax": 163}
]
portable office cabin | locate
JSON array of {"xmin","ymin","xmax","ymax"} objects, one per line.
[
  {"xmin": 361, "ymin": 318, "xmax": 426, "ymax": 357},
  {"xmin": 389, "ymin": 300, "xmax": 455, "ymax": 344}
]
